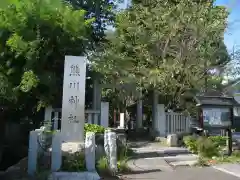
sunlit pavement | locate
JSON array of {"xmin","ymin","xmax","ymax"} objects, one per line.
[
  {"xmin": 123, "ymin": 141, "xmax": 240, "ymax": 180},
  {"xmin": 122, "ymin": 166, "xmax": 240, "ymax": 180}
]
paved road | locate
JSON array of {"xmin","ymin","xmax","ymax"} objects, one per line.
[
  {"xmin": 213, "ymin": 163, "xmax": 240, "ymax": 178},
  {"xmin": 122, "ymin": 166, "xmax": 240, "ymax": 180},
  {"xmin": 124, "ymin": 141, "xmax": 240, "ymax": 180}
]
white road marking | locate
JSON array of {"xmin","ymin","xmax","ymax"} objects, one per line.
[{"xmin": 213, "ymin": 166, "xmax": 240, "ymax": 178}]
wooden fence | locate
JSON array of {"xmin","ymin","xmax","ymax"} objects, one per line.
[{"xmin": 165, "ymin": 112, "xmax": 191, "ymax": 135}]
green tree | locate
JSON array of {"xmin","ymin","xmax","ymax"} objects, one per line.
[
  {"xmin": 0, "ymin": 0, "xmax": 94, "ymax": 108},
  {"xmin": 91, "ymin": 0, "xmax": 229, "ymax": 109},
  {"xmin": 0, "ymin": 0, "xmax": 95, "ymax": 162},
  {"xmin": 65, "ymin": 0, "xmax": 119, "ymax": 46}
]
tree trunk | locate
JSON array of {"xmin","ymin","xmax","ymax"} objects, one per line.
[{"xmin": 0, "ymin": 108, "xmax": 6, "ymax": 165}]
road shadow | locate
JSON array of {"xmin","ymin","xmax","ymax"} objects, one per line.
[
  {"xmin": 129, "ymin": 152, "xmax": 160, "ymax": 160},
  {"xmin": 128, "ymin": 150, "xmax": 193, "ymax": 160},
  {"xmin": 121, "ymin": 169, "xmax": 162, "ymax": 175},
  {"xmin": 128, "ymin": 141, "xmax": 150, "ymax": 148},
  {"xmin": 163, "ymin": 151, "xmax": 192, "ymax": 157}
]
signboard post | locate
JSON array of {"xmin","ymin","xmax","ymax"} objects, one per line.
[
  {"xmin": 202, "ymin": 107, "xmax": 233, "ymax": 155},
  {"xmin": 195, "ymin": 95, "xmax": 239, "ymax": 156},
  {"xmin": 227, "ymin": 107, "xmax": 233, "ymax": 155},
  {"xmin": 202, "ymin": 108, "xmax": 231, "ymax": 128}
]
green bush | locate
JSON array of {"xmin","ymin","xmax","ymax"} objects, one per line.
[
  {"xmin": 61, "ymin": 152, "xmax": 86, "ymax": 172},
  {"xmin": 84, "ymin": 123, "xmax": 105, "ymax": 134},
  {"xmin": 183, "ymin": 135, "xmax": 198, "ymax": 153},
  {"xmin": 197, "ymin": 137, "xmax": 219, "ymax": 158},
  {"xmin": 117, "ymin": 159, "xmax": 130, "ymax": 173},
  {"xmin": 117, "ymin": 144, "xmax": 135, "ymax": 161},
  {"xmin": 96, "ymin": 156, "xmax": 131, "ymax": 174},
  {"xmin": 208, "ymin": 136, "xmax": 227, "ymax": 147},
  {"xmin": 232, "ymin": 150, "xmax": 240, "ymax": 157},
  {"xmin": 96, "ymin": 156, "xmax": 109, "ymax": 173},
  {"xmin": 183, "ymin": 135, "xmax": 225, "ymax": 158}
]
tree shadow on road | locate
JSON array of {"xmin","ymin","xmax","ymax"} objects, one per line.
[
  {"xmin": 128, "ymin": 141, "xmax": 150, "ymax": 148},
  {"xmin": 128, "ymin": 150, "xmax": 192, "ymax": 160},
  {"xmin": 129, "ymin": 152, "xmax": 160, "ymax": 160},
  {"xmin": 121, "ymin": 168, "xmax": 162, "ymax": 175}
]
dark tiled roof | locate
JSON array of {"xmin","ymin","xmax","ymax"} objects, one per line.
[{"xmin": 195, "ymin": 95, "xmax": 240, "ymax": 106}]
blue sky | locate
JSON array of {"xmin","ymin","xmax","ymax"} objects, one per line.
[
  {"xmin": 215, "ymin": 0, "xmax": 240, "ymax": 52},
  {"xmin": 119, "ymin": 0, "xmax": 240, "ymax": 52}
]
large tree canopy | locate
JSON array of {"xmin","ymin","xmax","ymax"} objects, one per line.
[
  {"xmin": 64, "ymin": 0, "xmax": 117, "ymax": 45},
  {"xmin": 0, "ymin": 0, "xmax": 95, "ymax": 111},
  {"xmin": 91, "ymin": 0, "xmax": 229, "ymax": 109},
  {"xmin": 0, "ymin": 0, "xmax": 120, "ymax": 164}
]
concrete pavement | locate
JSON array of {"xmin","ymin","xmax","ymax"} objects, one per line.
[
  {"xmin": 122, "ymin": 166, "xmax": 240, "ymax": 180},
  {"xmin": 213, "ymin": 163, "xmax": 240, "ymax": 179},
  {"xmin": 123, "ymin": 141, "xmax": 240, "ymax": 180}
]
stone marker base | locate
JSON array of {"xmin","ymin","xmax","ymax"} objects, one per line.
[
  {"xmin": 166, "ymin": 134, "xmax": 178, "ymax": 147},
  {"xmin": 50, "ymin": 172, "xmax": 100, "ymax": 180},
  {"xmin": 61, "ymin": 142, "xmax": 85, "ymax": 154},
  {"xmin": 49, "ymin": 142, "xmax": 85, "ymax": 154}
]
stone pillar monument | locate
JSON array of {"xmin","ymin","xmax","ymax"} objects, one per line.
[{"xmin": 61, "ymin": 56, "xmax": 87, "ymax": 142}]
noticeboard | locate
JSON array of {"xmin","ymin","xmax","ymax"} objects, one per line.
[{"xmin": 203, "ymin": 107, "xmax": 231, "ymax": 128}]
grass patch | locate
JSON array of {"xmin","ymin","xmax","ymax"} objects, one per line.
[
  {"xmin": 195, "ymin": 151, "xmax": 240, "ymax": 166},
  {"xmin": 183, "ymin": 135, "xmax": 240, "ymax": 166},
  {"xmin": 97, "ymin": 144, "xmax": 134, "ymax": 176},
  {"xmin": 118, "ymin": 145, "xmax": 135, "ymax": 161},
  {"xmin": 96, "ymin": 156, "xmax": 110, "ymax": 175},
  {"xmin": 117, "ymin": 158, "xmax": 131, "ymax": 173},
  {"xmin": 96, "ymin": 156, "xmax": 131, "ymax": 176},
  {"xmin": 61, "ymin": 152, "xmax": 86, "ymax": 172},
  {"xmin": 212, "ymin": 150, "xmax": 240, "ymax": 164}
]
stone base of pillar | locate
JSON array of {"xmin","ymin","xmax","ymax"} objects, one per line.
[
  {"xmin": 51, "ymin": 172, "xmax": 100, "ymax": 180},
  {"xmin": 61, "ymin": 142, "xmax": 85, "ymax": 154}
]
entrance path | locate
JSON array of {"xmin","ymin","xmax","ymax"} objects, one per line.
[{"xmin": 122, "ymin": 141, "xmax": 240, "ymax": 180}]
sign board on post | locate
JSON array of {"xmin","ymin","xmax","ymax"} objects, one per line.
[
  {"xmin": 61, "ymin": 56, "xmax": 87, "ymax": 142},
  {"xmin": 202, "ymin": 107, "xmax": 231, "ymax": 128}
]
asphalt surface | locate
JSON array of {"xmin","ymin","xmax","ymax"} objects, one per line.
[
  {"xmin": 122, "ymin": 166, "xmax": 240, "ymax": 180},
  {"xmin": 123, "ymin": 141, "xmax": 240, "ymax": 180}
]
